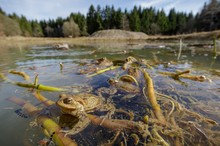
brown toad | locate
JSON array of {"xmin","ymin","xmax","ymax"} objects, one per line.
[{"xmin": 56, "ymin": 93, "xmax": 115, "ymax": 135}]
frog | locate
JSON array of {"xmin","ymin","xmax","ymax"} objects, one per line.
[
  {"xmin": 94, "ymin": 57, "xmax": 113, "ymax": 66},
  {"xmin": 78, "ymin": 57, "xmax": 113, "ymax": 74},
  {"xmin": 96, "ymin": 78, "xmax": 141, "ymax": 100},
  {"xmin": 56, "ymin": 93, "xmax": 115, "ymax": 136}
]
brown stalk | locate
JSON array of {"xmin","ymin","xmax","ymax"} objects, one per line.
[{"xmin": 142, "ymin": 69, "xmax": 166, "ymax": 125}]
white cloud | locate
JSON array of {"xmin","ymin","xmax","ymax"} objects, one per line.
[
  {"xmin": 138, "ymin": 0, "xmax": 165, "ymax": 8},
  {"xmin": 0, "ymin": 0, "xmax": 209, "ymax": 20},
  {"xmin": 163, "ymin": 0, "xmax": 181, "ymax": 10}
]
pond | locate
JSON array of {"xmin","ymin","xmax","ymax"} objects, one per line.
[{"xmin": 0, "ymin": 40, "xmax": 220, "ymax": 146}]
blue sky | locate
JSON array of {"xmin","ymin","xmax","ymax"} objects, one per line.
[{"xmin": 0, "ymin": 0, "xmax": 209, "ymax": 20}]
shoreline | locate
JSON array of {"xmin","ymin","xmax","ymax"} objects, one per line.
[{"xmin": 0, "ymin": 30, "xmax": 219, "ymax": 50}]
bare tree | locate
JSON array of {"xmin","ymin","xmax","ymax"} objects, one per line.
[
  {"xmin": 62, "ymin": 18, "xmax": 80, "ymax": 37},
  {"xmin": 121, "ymin": 14, "xmax": 130, "ymax": 30}
]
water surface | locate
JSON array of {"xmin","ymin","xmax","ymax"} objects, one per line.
[{"xmin": 0, "ymin": 41, "xmax": 219, "ymax": 145}]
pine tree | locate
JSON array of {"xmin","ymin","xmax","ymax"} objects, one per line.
[
  {"xmin": 168, "ymin": 8, "xmax": 177, "ymax": 34},
  {"xmin": 55, "ymin": 17, "xmax": 64, "ymax": 37},
  {"xmin": 129, "ymin": 6, "xmax": 141, "ymax": 31},
  {"xmin": 176, "ymin": 12, "xmax": 187, "ymax": 34},
  {"xmin": 140, "ymin": 9, "xmax": 149, "ymax": 33},
  {"xmin": 0, "ymin": 7, "xmax": 6, "ymax": 15},
  {"xmin": 31, "ymin": 20, "xmax": 43, "ymax": 37},
  {"xmin": 185, "ymin": 12, "xmax": 195, "ymax": 33},
  {"xmin": 87, "ymin": 5, "xmax": 96, "ymax": 34},
  {"xmin": 110, "ymin": 5, "xmax": 116, "ymax": 28},
  {"xmin": 102, "ymin": 5, "xmax": 111, "ymax": 29},
  {"xmin": 115, "ymin": 8, "xmax": 123, "ymax": 29},
  {"xmin": 196, "ymin": 0, "xmax": 220, "ymax": 31},
  {"xmin": 70, "ymin": 13, "xmax": 87, "ymax": 36},
  {"xmin": 156, "ymin": 9, "xmax": 168, "ymax": 34},
  {"xmin": 94, "ymin": 5, "xmax": 103, "ymax": 30},
  {"xmin": 20, "ymin": 15, "xmax": 32, "ymax": 36}
]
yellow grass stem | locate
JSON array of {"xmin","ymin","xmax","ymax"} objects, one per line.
[
  {"xmin": 33, "ymin": 91, "xmax": 55, "ymax": 106},
  {"xmin": 213, "ymin": 37, "xmax": 217, "ymax": 58},
  {"xmin": 34, "ymin": 74, "xmax": 39, "ymax": 85},
  {"xmin": 131, "ymin": 133, "xmax": 139, "ymax": 145},
  {"xmin": 9, "ymin": 70, "xmax": 30, "ymax": 81},
  {"xmin": 60, "ymin": 62, "xmax": 63, "ymax": 71},
  {"xmin": 158, "ymin": 70, "xmax": 206, "ymax": 82},
  {"xmin": 183, "ymin": 108, "xmax": 218, "ymax": 125},
  {"xmin": 119, "ymin": 74, "xmax": 139, "ymax": 86},
  {"xmin": 151, "ymin": 129, "xmax": 170, "ymax": 146},
  {"xmin": 1, "ymin": 73, "xmax": 66, "ymax": 91},
  {"xmin": 36, "ymin": 84, "xmax": 67, "ymax": 91},
  {"xmin": 167, "ymin": 100, "xmax": 175, "ymax": 117},
  {"xmin": 145, "ymin": 63, "xmax": 154, "ymax": 70},
  {"xmin": 174, "ymin": 70, "xmax": 190, "ymax": 77},
  {"xmin": 37, "ymin": 116, "xmax": 78, "ymax": 146},
  {"xmin": 142, "ymin": 69, "xmax": 166, "ymax": 125},
  {"xmin": 155, "ymin": 92, "xmax": 173, "ymax": 99},
  {"xmin": 86, "ymin": 66, "xmax": 120, "ymax": 77}
]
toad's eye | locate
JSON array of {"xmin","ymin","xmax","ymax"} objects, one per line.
[{"xmin": 63, "ymin": 97, "xmax": 73, "ymax": 104}]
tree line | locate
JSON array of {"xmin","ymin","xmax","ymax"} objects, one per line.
[{"xmin": 0, "ymin": 0, "xmax": 220, "ymax": 37}]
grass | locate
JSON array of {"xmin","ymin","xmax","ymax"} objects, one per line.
[{"xmin": 0, "ymin": 30, "xmax": 220, "ymax": 50}]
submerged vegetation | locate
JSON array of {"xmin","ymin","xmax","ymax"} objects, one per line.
[{"xmin": 1, "ymin": 53, "xmax": 219, "ymax": 145}]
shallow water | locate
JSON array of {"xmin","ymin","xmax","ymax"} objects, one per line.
[{"xmin": 0, "ymin": 41, "xmax": 220, "ymax": 145}]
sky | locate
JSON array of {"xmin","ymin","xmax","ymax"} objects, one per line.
[{"xmin": 0, "ymin": 0, "xmax": 210, "ymax": 21}]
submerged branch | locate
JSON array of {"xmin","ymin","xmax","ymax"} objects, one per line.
[
  {"xmin": 151, "ymin": 129, "xmax": 170, "ymax": 146},
  {"xmin": 158, "ymin": 70, "xmax": 207, "ymax": 82},
  {"xmin": 37, "ymin": 116, "xmax": 77, "ymax": 146},
  {"xmin": 8, "ymin": 96, "xmax": 77, "ymax": 146},
  {"xmin": 142, "ymin": 69, "xmax": 166, "ymax": 125},
  {"xmin": 33, "ymin": 91, "xmax": 55, "ymax": 106}
]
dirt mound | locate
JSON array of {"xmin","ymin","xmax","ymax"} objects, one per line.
[{"xmin": 90, "ymin": 29, "xmax": 148, "ymax": 39}]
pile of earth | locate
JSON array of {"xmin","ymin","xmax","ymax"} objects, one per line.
[{"xmin": 90, "ymin": 29, "xmax": 148, "ymax": 39}]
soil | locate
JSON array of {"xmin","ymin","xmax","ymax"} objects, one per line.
[
  {"xmin": 90, "ymin": 29, "xmax": 148, "ymax": 39},
  {"xmin": 90, "ymin": 29, "xmax": 220, "ymax": 40}
]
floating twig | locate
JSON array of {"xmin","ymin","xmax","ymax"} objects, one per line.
[
  {"xmin": 9, "ymin": 70, "xmax": 30, "ymax": 81},
  {"xmin": 86, "ymin": 66, "xmax": 120, "ymax": 77},
  {"xmin": 158, "ymin": 70, "xmax": 207, "ymax": 82}
]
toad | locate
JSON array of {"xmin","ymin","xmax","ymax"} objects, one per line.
[{"xmin": 56, "ymin": 93, "xmax": 115, "ymax": 135}]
